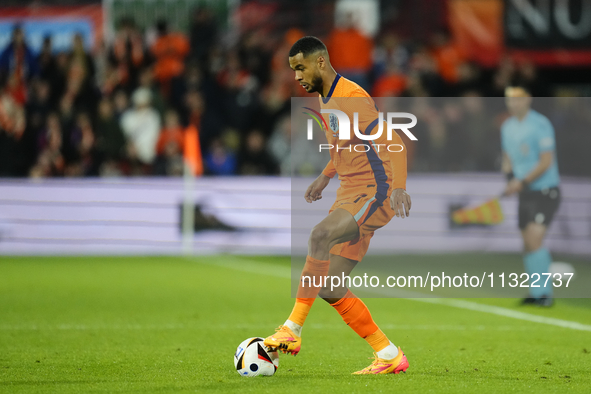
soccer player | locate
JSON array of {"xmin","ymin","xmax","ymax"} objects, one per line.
[
  {"xmin": 264, "ymin": 36, "xmax": 411, "ymax": 374},
  {"xmin": 502, "ymin": 83, "xmax": 560, "ymax": 307}
]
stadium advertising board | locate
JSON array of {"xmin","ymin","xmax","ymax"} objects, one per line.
[{"xmin": 449, "ymin": 0, "xmax": 591, "ymax": 66}]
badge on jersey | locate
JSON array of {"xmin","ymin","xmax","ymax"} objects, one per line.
[
  {"xmin": 540, "ymin": 137, "xmax": 554, "ymax": 149},
  {"xmin": 329, "ymin": 113, "xmax": 339, "ymax": 137}
]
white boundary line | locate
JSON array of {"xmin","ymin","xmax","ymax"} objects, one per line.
[
  {"xmin": 200, "ymin": 256, "xmax": 591, "ymax": 332},
  {"xmin": 414, "ymin": 298, "xmax": 591, "ymax": 332}
]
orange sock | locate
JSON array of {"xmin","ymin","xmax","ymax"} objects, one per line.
[
  {"xmin": 330, "ymin": 289, "xmax": 390, "ymax": 352},
  {"xmin": 287, "ymin": 256, "xmax": 329, "ymax": 327},
  {"xmin": 365, "ymin": 329, "xmax": 391, "ymax": 353},
  {"xmin": 288, "ymin": 299, "xmax": 313, "ymax": 327}
]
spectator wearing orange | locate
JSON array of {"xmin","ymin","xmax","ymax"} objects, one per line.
[
  {"xmin": 430, "ymin": 30, "xmax": 465, "ymax": 85},
  {"xmin": 372, "ymin": 63, "xmax": 407, "ymax": 97},
  {"xmin": 151, "ymin": 20, "xmax": 190, "ymax": 96},
  {"xmin": 326, "ymin": 13, "xmax": 373, "ymax": 90},
  {"xmin": 153, "ymin": 113, "xmax": 185, "ymax": 176},
  {"xmin": 156, "ymin": 109, "xmax": 184, "ymax": 156}
]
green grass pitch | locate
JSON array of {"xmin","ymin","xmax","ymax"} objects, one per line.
[{"xmin": 1, "ymin": 255, "xmax": 591, "ymax": 393}]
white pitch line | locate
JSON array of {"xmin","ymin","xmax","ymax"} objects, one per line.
[
  {"xmin": 196, "ymin": 255, "xmax": 291, "ymax": 278},
  {"xmin": 198, "ymin": 256, "xmax": 591, "ymax": 332},
  {"xmin": 415, "ymin": 298, "xmax": 591, "ymax": 332}
]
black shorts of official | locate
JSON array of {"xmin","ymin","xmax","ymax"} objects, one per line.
[{"xmin": 518, "ymin": 187, "xmax": 560, "ymax": 230}]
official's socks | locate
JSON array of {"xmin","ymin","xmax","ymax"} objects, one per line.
[{"xmin": 524, "ymin": 247, "xmax": 553, "ymax": 298}]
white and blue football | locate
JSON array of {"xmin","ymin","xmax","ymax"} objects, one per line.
[{"xmin": 234, "ymin": 337, "xmax": 279, "ymax": 377}]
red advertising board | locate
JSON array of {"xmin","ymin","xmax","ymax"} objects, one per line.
[{"xmin": 449, "ymin": 0, "xmax": 591, "ymax": 67}]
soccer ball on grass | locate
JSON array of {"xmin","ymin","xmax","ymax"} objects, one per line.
[{"xmin": 234, "ymin": 337, "xmax": 279, "ymax": 377}]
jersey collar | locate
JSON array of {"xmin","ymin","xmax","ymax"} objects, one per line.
[
  {"xmin": 515, "ymin": 109, "xmax": 533, "ymax": 123},
  {"xmin": 321, "ymin": 73, "xmax": 341, "ymax": 104}
]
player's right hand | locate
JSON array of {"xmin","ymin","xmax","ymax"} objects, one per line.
[
  {"xmin": 305, "ymin": 174, "xmax": 330, "ymax": 203},
  {"xmin": 390, "ymin": 188, "xmax": 411, "ymax": 218}
]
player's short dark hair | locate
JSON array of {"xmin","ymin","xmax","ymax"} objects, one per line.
[
  {"xmin": 507, "ymin": 78, "xmax": 533, "ymax": 95},
  {"xmin": 289, "ymin": 36, "xmax": 327, "ymax": 58}
]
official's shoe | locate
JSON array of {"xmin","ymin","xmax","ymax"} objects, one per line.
[
  {"xmin": 535, "ymin": 295, "xmax": 554, "ymax": 307},
  {"xmin": 521, "ymin": 297, "xmax": 537, "ymax": 305},
  {"xmin": 352, "ymin": 347, "xmax": 409, "ymax": 375},
  {"xmin": 521, "ymin": 295, "xmax": 553, "ymax": 307},
  {"xmin": 263, "ymin": 325, "xmax": 301, "ymax": 356}
]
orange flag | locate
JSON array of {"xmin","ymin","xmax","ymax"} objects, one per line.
[
  {"xmin": 452, "ymin": 197, "xmax": 504, "ymax": 225},
  {"xmin": 184, "ymin": 124, "xmax": 203, "ymax": 176}
]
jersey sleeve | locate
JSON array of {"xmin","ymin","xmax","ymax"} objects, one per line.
[
  {"xmin": 322, "ymin": 160, "xmax": 337, "ymax": 178},
  {"xmin": 537, "ymin": 118, "xmax": 556, "ymax": 153}
]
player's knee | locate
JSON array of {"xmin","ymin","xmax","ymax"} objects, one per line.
[
  {"xmin": 523, "ymin": 232, "xmax": 544, "ymax": 252},
  {"xmin": 309, "ymin": 225, "xmax": 332, "ymax": 248}
]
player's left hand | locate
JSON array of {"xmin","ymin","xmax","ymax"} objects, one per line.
[
  {"xmin": 390, "ymin": 188, "xmax": 411, "ymax": 218},
  {"xmin": 504, "ymin": 179, "xmax": 523, "ymax": 196}
]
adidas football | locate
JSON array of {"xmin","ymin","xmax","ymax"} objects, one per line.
[{"xmin": 234, "ymin": 337, "xmax": 279, "ymax": 377}]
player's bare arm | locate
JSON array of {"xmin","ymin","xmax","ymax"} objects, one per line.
[
  {"xmin": 305, "ymin": 173, "xmax": 330, "ymax": 203},
  {"xmin": 390, "ymin": 188, "xmax": 411, "ymax": 218}
]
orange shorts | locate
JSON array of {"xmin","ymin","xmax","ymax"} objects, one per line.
[{"xmin": 328, "ymin": 185, "xmax": 395, "ymax": 262}]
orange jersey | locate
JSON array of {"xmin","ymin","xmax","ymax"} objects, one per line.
[{"xmin": 319, "ymin": 74, "xmax": 407, "ymax": 194}]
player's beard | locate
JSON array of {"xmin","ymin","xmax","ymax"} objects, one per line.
[{"xmin": 309, "ymin": 73, "xmax": 323, "ymax": 94}]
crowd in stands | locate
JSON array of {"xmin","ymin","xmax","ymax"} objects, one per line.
[{"xmin": 0, "ymin": 8, "xmax": 587, "ymax": 178}]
